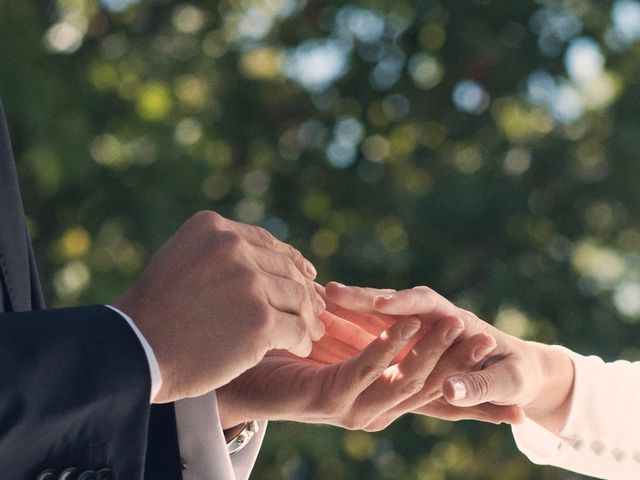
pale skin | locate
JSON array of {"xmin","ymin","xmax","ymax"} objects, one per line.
[
  {"xmin": 323, "ymin": 282, "xmax": 576, "ymax": 436},
  {"xmin": 113, "ymin": 210, "xmax": 513, "ymax": 432},
  {"xmin": 217, "ymin": 306, "xmax": 521, "ymax": 431},
  {"xmin": 113, "ymin": 209, "xmax": 570, "ymax": 436},
  {"xmin": 114, "ymin": 210, "xmax": 325, "ymax": 403},
  {"xmin": 215, "ymin": 282, "xmax": 524, "ymax": 431}
]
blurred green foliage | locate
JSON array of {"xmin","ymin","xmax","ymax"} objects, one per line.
[{"xmin": 3, "ymin": 0, "xmax": 640, "ymax": 478}]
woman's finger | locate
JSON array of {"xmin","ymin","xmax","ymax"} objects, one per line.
[
  {"xmin": 320, "ymin": 310, "xmax": 376, "ymax": 352},
  {"xmin": 325, "ymin": 282, "xmax": 457, "ymax": 333},
  {"xmin": 413, "ymin": 399, "xmax": 525, "ymax": 425},
  {"xmin": 325, "ymin": 303, "xmax": 394, "ymax": 337},
  {"xmin": 337, "ymin": 317, "xmax": 423, "ymax": 399},
  {"xmin": 321, "ymin": 283, "xmax": 394, "ymax": 337},
  {"xmin": 373, "ymin": 286, "xmax": 453, "ymax": 317},
  {"xmin": 309, "ymin": 335, "xmax": 360, "ymax": 364},
  {"xmin": 321, "ymin": 308, "xmax": 431, "ymax": 366},
  {"xmin": 365, "ymin": 332, "xmax": 497, "ymax": 426},
  {"xmin": 351, "ymin": 316, "xmax": 466, "ymax": 418},
  {"xmin": 374, "ymin": 287, "xmax": 489, "ymax": 339},
  {"xmin": 325, "ymin": 282, "xmax": 395, "ymax": 314}
]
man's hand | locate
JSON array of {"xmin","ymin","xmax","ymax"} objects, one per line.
[
  {"xmin": 216, "ymin": 305, "xmax": 519, "ymax": 431},
  {"xmin": 113, "ymin": 211, "xmax": 325, "ymax": 403},
  {"xmin": 325, "ymin": 283, "xmax": 574, "ymax": 434}
]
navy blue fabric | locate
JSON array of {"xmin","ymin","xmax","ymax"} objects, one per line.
[
  {"xmin": 0, "ymin": 103, "xmax": 34, "ymax": 312},
  {"xmin": 0, "ymin": 271, "xmax": 9, "ymax": 311},
  {"xmin": 0, "ymin": 102, "xmax": 182, "ymax": 479}
]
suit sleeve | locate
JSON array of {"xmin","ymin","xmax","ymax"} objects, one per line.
[
  {"xmin": 0, "ymin": 305, "xmax": 152, "ymax": 479},
  {"xmin": 512, "ymin": 348, "xmax": 640, "ymax": 480},
  {"xmin": 112, "ymin": 307, "xmax": 266, "ymax": 480}
]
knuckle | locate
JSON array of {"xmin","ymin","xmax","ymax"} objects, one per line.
[
  {"xmin": 459, "ymin": 308, "xmax": 480, "ymax": 325},
  {"xmin": 222, "ymin": 232, "xmax": 247, "ymax": 263},
  {"xmin": 341, "ymin": 415, "xmax": 364, "ymax": 431},
  {"xmin": 257, "ymin": 226, "xmax": 278, "ymax": 249},
  {"xmin": 310, "ymin": 318, "xmax": 325, "ymax": 341},
  {"xmin": 216, "ymin": 230, "xmax": 244, "ymax": 255},
  {"xmin": 238, "ymin": 267, "xmax": 261, "ymax": 291},
  {"xmin": 411, "ymin": 342, "xmax": 438, "ymax": 359},
  {"xmin": 193, "ymin": 210, "xmax": 224, "ymax": 229},
  {"xmin": 313, "ymin": 395, "xmax": 337, "ymax": 417},
  {"xmin": 295, "ymin": 373, "xmax": 314, "ymax": 395},
  {"xmin": 283, "ymin": 257, "xmax": 300, "ymax": 280},
  {"xmin": 319, "ymin": 395, "xmax": 345, "ymax": 418},
  {"xmin": 470, "ymin": 373, "xmax": 492, "ymax": 400},
  {"xmin": 227, "ymin": 232, "xmax": 245, "ymax": 251},
  {"xmin": 247, "ymin": 297, "xmax": 270, "ymax": 322},
  {"xmin": 288, "ymin": 278, "xmax": 305, "ymax": 296},
  {"xmin": 413, "ymin": 285, "xmax": 432, "ymax": 293},
  {"xmin": 241, "ymin": 303, "xmax": 272, "ymax": 348},
  {"xmin": 278, "ymin": 312, "xmax": 308, "ymax": 349},
  {"xmin": 296, "ymin": 333, "xmax": 313, "ymax": 354},
  {"xmin": 400, "ymin": 379, "xmax": 425, "ymax": 397},
  {"xmin": 364, "ymin": 420, "xmax": 387, "ymax": 432},
  {"xmin": 289, "ymin": 246, "xmax": 304, "ymax": 266},
  {"xmin": 358, "ymin": 361, "xmax": 384, "ymax": 384},
  {"xmin": 301, "ymin": 315, "xmax": 314, "ymax": 337},
  {"xmin": 289, "ymin": 282, "xmax": 310, "ymax": 309},
  {"xmin": 418, "ymin": 386, "xmax": 442, "ymax": 404},
  {"xmin": 340, "ymin": 418, "xmax": 357, "ymax": 430}
]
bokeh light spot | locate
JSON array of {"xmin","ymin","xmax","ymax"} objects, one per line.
[
  {"xmin": 419, "ymin": 24, "xmax": 446, "ymax": 51},
  {"xmin": 285, "ymin": 40, "xmax": 350, "ymax": 91},
  {"xmin": 409, "ymin": 53, "xmax": 444, "ymax": 90},
  {"xmin": 240, "ymin": 47, "xmax": 284, "ymax": 79},
  {"xmin": 494, "ymin": 305, "xmax": 532, "ymax": 338},
  {"xmin": 614, "ymin": 282, "xmax": 640, "ymax": 320},
  {"xmin": 311, "ymin": 229, "xmax": 339, "ymax": 258},
  {"xmin": 172, "ymin": 4, "xmax": 205, "ymax": 34},
  {"xmin": 57, "ymin": 227, "xmax": 91, "ymax": 260},
  {"xmin": 136, "ymin": 82, "xmax": 173, "ymax": 121},
  {"xmin": 565, "ymin": 37, "xmax": 605, "ymax": 84},
  {"xmin": 343, "ymin": 431, "xmax": 375, "ymax": 461},
  {"xmin": 54, "ymin": 261, "xmax": 91, "ymax": 300},
  {"xmin": 452, "ymin": 80, "xmax": 490, "ymax": 114}
]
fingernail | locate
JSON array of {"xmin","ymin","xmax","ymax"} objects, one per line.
[
  {"xmin": 472, "ymin": 344, "xmax": 496, "ymax": 362},
  {"xmin": 401, "ymin": 322, "xmax": 421, "ymax": 339},
  {"xmin": 444, "ymin": 326, "xmax": 465, "ymax": 345},
  {"xmin": 332, "ymin": 281, "xmax": 346, "ymax": 288},
  {"xmin": 304, "ymin": 259, "xmax": 317, "ymax": 278},
  {"xmin": 449, "ymin": 378, "xmax": 467, "ymax": 400}
]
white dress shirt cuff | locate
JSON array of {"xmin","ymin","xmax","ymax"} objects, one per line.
[
  {"xmin": 106, "ymin": 305, "xmax": 162, "ymax": 403},
  {"xmin": 175, "ymin": 390, "xmax": 267, "ymax": 480}
]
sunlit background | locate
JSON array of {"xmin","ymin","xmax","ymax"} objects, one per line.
[{"xmin": 2, "ymin": 0, "xmax": 640, "ymax": 478}]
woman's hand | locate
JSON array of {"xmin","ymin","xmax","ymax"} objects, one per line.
[{"xmin": 324, "ymin": 283, "xmax": 575, "ymax": 434}]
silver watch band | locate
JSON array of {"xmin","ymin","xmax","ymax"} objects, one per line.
[{"xmin": 227, "ymin": 420, "xmax": 260, "ymax": 455}]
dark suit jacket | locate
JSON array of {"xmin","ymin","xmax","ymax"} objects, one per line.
[{"xmin": 0, "ymin": 103, "xmax": 183, "ymax": 479}]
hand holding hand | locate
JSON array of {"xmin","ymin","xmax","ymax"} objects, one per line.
[
  {"xmin": 216, "ymin": 300, "xmax": 518, "ymax": 431},
  {"xmin": 325, "ymin": 283, "xmax": 574, "ymax": 434},
  {"xmin": 114, "ymin": 211, "xmax": 325, "ymax": 403}
]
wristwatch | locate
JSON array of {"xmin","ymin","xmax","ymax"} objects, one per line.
[{"xmin": 225, "ymin": 420, "xmax": 260, "ymax": 455}]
